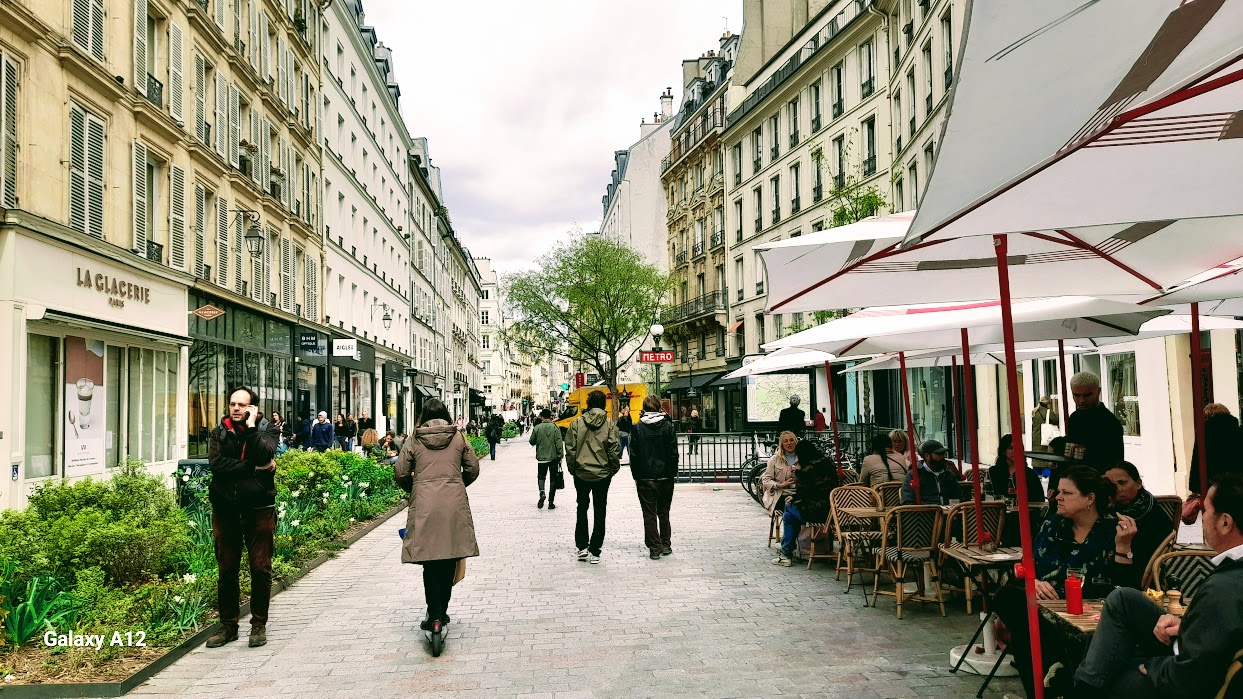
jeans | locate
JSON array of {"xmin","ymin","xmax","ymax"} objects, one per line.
[
  {"xmin": 993, "ymin": 584, "xmax": 1072, "ymax": 698},
  {"xmin": 421, "ymin": 558, "xmax": 459, "ymax": 622},
  {"xmin": 489, "ymin": 441, "xmax": 497, "ymax": 460},
  {"xmin": 635, "ymin": 479, "xmax": 674, "ymax": 555},
  {"xmin": 537, "ymin": 461, "xmax": 560, "ymax": 499},
  {"xmin": 780, "ymin": 502, "xmax": 803, "ymax": 557},
  {"xmin": 619, "ymin": 434, "xmax": 630, "ymax": 460},
  {"xmin": 574, "ymin": 473, "xmax": 613, "ymax": 555},
  {"xmin": 1074, "ymin": 588, "xmax": 1170, "ymax": 697},
  {"xmin": 212, "ymin": 507, "xmax": 276, "ymax": 628}
]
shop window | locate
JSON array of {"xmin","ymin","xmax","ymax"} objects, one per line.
[
  {"xmin": 1106, "ymin": 352, "xmax": 1140, "ymax": 436},
  {"xmin": 25, "ymin": 334, "xmax": 59, "ymax": 478}
]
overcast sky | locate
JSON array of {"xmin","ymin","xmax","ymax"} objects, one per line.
[{"xmin": 363, "ymin": 1, "xmax": 744, "ymax": 276}]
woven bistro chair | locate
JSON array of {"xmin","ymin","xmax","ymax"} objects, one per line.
[
  {"xmin": 1140, "ymin": 530, "xmax": 1178, "ymax": 590},
  {"xmin": 872, "ymin": 505, "xmax": 946, "ymax": 619},
  {"xmin": 1154, "ymin": 495, "xmax": 1183, "ymax": 530},
  {"xmin": 1214, "ymin": 649, "xmax": 1243, "ymax": 699},
  {"xmin": 1154, "ymin": 548, "xmax": 1217, "ymax": 603},
  {"xmin": 829, "ymin": 485, "xmax": 882, "ymax": 591},
  {"xmin": 874, "ymin": 481, "xmax": 903, "ymax": 508},
  {"xmin": 939, "ymin": 501, "xmax": 1006, "ymax": 614},
  {"xmin": 839, "ymin": 468, "xmax": 860, "ymax": 485}
]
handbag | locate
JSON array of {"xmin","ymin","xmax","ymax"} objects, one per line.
[
  {"xmin": 453, "ymin": 558, "xmax": 466, "ymax": 585},
  {"xmin": 1182, "ymin": 494, "xmax": 1203, "ymax": 525},
  {"xmin": 1039, "ymin": 403, "xmax": 1063, "ymax": 447},
  {"xmin": 550, "ymin": 459, "xmax": 565, "ymax": 491}
]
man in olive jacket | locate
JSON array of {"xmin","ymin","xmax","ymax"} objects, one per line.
[
  {"xmin": 206, "ymin": 387, "xmax": 281, "ymax": 649},
  {"xmin": 565, "ymin": 390, "xmax": 621, "ymax": 563},
  {"xmin": 529, "ymin": 408, "xmax": 565, "ymax": 509}
]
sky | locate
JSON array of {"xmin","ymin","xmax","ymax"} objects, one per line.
[{"xmin": 363, "ymin": 0, "xmax": 745, "ymax": 276}]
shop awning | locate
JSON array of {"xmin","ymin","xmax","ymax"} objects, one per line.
[
  {"xmin": 469, "ymin": 388, "xmax": 486, "ymax": 405},
  {"xmin": 661, "ymin": 371, "xmax": 725, "ymax": 393},
  {"xmin": 415, "ymin": 385, "xmax": 437, "ymax": 398}
]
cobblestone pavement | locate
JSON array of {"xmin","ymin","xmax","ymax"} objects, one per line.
[{"xmin": 130, "ymin": 438, "xmax": 1022, "ymax": 698}]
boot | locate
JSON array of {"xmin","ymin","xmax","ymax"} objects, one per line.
[
  {"xmin": 206, "ymin": 625, "xmax": 238, "ymax": 648},
  {"xmin": 248, "ymin": 623, "xmax": 267, "ymax": 648}
]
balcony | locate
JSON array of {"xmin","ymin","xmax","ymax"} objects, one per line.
[
  {"xmin": 716, "ymin": 345, "xmax": 726, "ymax": 357},
  {"xmin": 791, "ymin": 197, "xmax": 801, "ymax": 215},
  {"xmin": 660, "ymin": 107, "xmax": 726, "ymax": 174},
  {"xmin": 832, "ymin": 99, "xmax": 844, "ymax": 119},
  {"xmin": 910, "ymin": 115, "xmax": 916, "ymax": 140},
  {"xmin": 756, "ymin": 280, "xmax": 765, "ymax": 295},
  {"xmin": 144, "ymin": 240, "xmax": 163, "ymax": 264},
  {"xmin": 863, "ymin": 155, "xmax": 877, "ymax": 176},
  {"xmin": 675, "ymin": 250, "xmax": 688, "ymax": 266},
  {"xmin": 659, "ymin": 290, "xmax": 728, "ymax": 325},
  {"xmin": 770, "ymin": 145, "xmax": 779, "ymax": 160},
  {"xmin": 789, "ymin": 131, "xmax": 800, "ymax": 147},
  {"xmin": 811, "ymin": 115, "xmax": 822, "ymax": 131},
  {"xmin": 813, "ymin": 184, "xmax": 823, "ymax": 202},
  {"xmin": 735, "ymin": 227, "xmax": 743, "ymax": 243},
  {"xmin": 710, "ymin": 229, "xmax": 725, "ymax": 249},
  {"xmin": 861, "ymin": 78, "xmax": 875, "ymax": 98},
  {"xmin": 771, "ymin": 207, "xmax": 781, "ymax": 224},
  {"xmin": 692, "ymin": 241, "xmax": 705, "ymax": 258},
  {"xmin": 737, "ymin": 288, "xmax": 744, "ymax": 302},
  {"xmin": 734, "ymin": 171, "xmax": 742, "ymax": 186},
  {"xmin": 193, "ymin": 0, "xmax": 208, "ymax": 12},
  {"xmin": 926, "ymin": 92, "xmax": 934, "ymax": 117},
  {"xmin": 145, "ymin": 74, "xmax": 163, "ymax": 108}
]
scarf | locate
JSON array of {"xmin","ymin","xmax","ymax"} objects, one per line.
[
  {"xmin": 640, "ymin": 411, "xmax": 665, "ymax": 425},
  {"xmin": 1116, "ymin": 487, "xmax": 1155, "ymax": 520}
]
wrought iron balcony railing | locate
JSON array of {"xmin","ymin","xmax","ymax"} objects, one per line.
[
  {"xmin": 710, "ymin": 229, "xmax": 724, "ymax": 249},
  {"xmin": 660, "ymin": 290, "xmax": 728, "ymax": 325},
  {"xmin": 146, "ymin": 74, "xmax": 163, "ymax": 108}
]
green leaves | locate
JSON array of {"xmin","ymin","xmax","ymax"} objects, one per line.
[{"xmin": 4, "ymin": 576, "xmax": 79, "ymax": 646}]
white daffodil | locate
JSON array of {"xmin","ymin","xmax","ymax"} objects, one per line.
[
  {"xmin": 278, "ymin": 510, "xmax": 285, "ymax": 519},
  {"xmin": 309, "ymin": 471, "xmax": 316, "ymax": 477},
  {"xmin": 188, "ymin": 520, "xmax": 198, "ymax": 528},
  {"xmin": 183, "ymin": 573, "xmax": 197, "ymax": 584},
  {"xmin": 360, "ymin": 482, "xmax": 370, "ymax": 488},
  {"xmin": 349, "ymin": 517, "xmax": 356, "ymax": 523},
  {"xmin": 339, "ymin": 493, "xmax": 347, "ymax": 500},
  {"xmin": 342, "ymin": 475, "xmax": 350, "ymax": 482},
  {"xmin": 4, "ymin": 674, "xmax": 14, "ymax": 682},
  {"xmin": 291, "ymin": 490, "xmax": 300, "ymax": 497},
  {"xmin": 182, "ymin": 474, "xmax": 191, "ymax": 481},
  {"xmin": 361, "ymin": 492, "xmax": 367, "ymax": 499},
  {"xmin": 322, "ymin": 492, "xmax": 328, "ymax": 498},
  {"xmin": 322, "ymin": 497, "xmax": 329, "ymax": 503},
  {"xmin": 173, "ymin": 595, "xmax": 184, "ymax": 603},
  {"xmin": 290, "ymin": 519, "xmax": 300, "ymax": 527}
]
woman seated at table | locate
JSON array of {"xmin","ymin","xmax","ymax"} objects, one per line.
[
  {"xmin": 989, "ymin": 434, "xmax": 1046, "ymax": 546},
  {"xmin": 773, "ymin": 440, "xmax": 840, "ymax": 566},
  {"xmin": 993, "ymin": 466, "xmax": 1134, "ymax": 698},
  {"xmin": 761, "ymin": 431, "xmax": 800, "ymax": 517},
  {"xmin": 858, "ymin": 434, "xmax": 909, "ymax": 488}
]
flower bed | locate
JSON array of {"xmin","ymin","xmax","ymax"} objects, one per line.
[
  {"xmin": 0, "ymin": 451, "xmax": 403, "ymax": 685},
  {"xmin": 466, "ymin": 435, "xmax": 490, "ymax": 457}
]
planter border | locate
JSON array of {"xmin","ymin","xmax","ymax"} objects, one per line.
[{"xmin": 0, "ymin": 501, "xmax": 407, "ymax": 698}]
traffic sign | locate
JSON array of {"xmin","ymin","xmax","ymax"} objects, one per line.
[
  {"xmin": 560, "ymin": 383, "xmax": 570, "ymax": 391},
  {"xmin": 639, "ymin": 351, "xmax": 675, "ymax": 363}
]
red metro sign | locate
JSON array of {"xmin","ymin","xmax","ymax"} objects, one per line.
[{"xmin": 639, "ymin": 351, "xmax": 675, "ymax": 363}]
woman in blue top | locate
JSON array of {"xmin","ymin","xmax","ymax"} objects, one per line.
[{"xmin": 994, "ymin": 466, "xmax": 1129, "ymax": 698}]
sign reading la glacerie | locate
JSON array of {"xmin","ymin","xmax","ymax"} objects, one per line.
[{"xmin": 77, "ymin": 267, "xmax": 152, "ymax": 308}]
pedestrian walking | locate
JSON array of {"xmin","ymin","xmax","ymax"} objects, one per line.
[
  {"xmin": 342, "ymin": 413, "xmax": 358, "ymax": 452},
  {"xmin": 309, "ymin": 411, "xmax": 334, "ymax": 452},
  {"xmin": 333, "ymin": 413, "xmax": 347, "ymax": 451},
  {"xmin": 395, "ymin": 399, "xmax": 480, "ymax": 641},
  {"xmin": 616, "ymin": 409, "xmax": 633, "ymax": 462},
  {"xmin": 813, "ymin": 407, "xmax": 827, "ymax": 433},
  {"xmin": 295, "ymin": 413, "xmax": 312, "ymax": 449},
  {"xmin": 529, "ymin": 408, "xmax": 565, "ymax": 509},
  {"xmin": 630, "ymin": 395, "xmax": 678, "ymax": 559},
  {"xmin": 565, "ymin": 390, "xmax": 621, "ymax": 564},
  {"xmin": 485, "ymin": 414, "xmax": 504, "ymax": 460},
  {"xmin": 205, "ymin": 387, "xmax": 280, "ymax": 649},
  {"xmin": 686, "ymin": 409, "xmax": 701, "ymax": 455}
]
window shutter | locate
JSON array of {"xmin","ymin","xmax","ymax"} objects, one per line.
[
  {"xmin": 215, "ymin": 73, "xmax": 227, "ymax": 157},
  {"xmin": 214, "ymin": 0, "xmax": 226, "ymax": 31},
  {"xmin": 251, "ymin": 220, "xmax": 263, "ymax": 301},
  {"xmin": 276, "ymin": 35, "xmax": 287, "ymax": 104},
  {"xmin": 228, "ymin": 84, "xmax": 240, "ymax": 167},
  {"xmin": 89, "ymin": 0, "xmax": 104, "ymax": 60},
  {"xmin": 216, "ymin": 198, "xmax": 229, "ymax": 285},
  {"xmin": 233, "ymin": 204, "xmax": 243, "ymax": 293},
  {"xmin": 248, "ymin": 0, "xmax": 259, "ymax": 71},
  {"xmin": 169, "ymin": 164, "xmax": 187, "ymax": 270},
  {"xmin": 260, "ymin": 14, "xmax": 270, "ymax": 81},
  {"xmin": 233, "ymin": 0, "xmax": 241, "ymax": 47},
  {"xmin": 193, "ymin": 183, "xmax": 206, "ymax": 276},
  {"xmin": 132, "ymin": 141, "xmax": 148, "ymax": 254},
  {"xmin": 194, "ymin": 54, "xmax": 206, "ymax": 142},
  {"xmin": 259, "ymin": 118, "xmax": 270, "ymax": 194},
  {"xmin": 286, "ymin": 51, "xmax": 294, "ymax": 111},
  {"xmin": 134, "ymin": 0, "xmax": 148, "ymax": 98},
  {"xmin": 249, "ymin": 110, "xmax": 262, "ymax": 185},
  {"xmin": 281, "ymin": 237, "xmax": 293, "ymax": 310},
  {"xmin": 85, "ymin": 113, "xmax": 104, "ymax": 238},
  {"xmin": 168, "ymin": 24, "xmax": 184, "ymax": 123},
  {"xmin": 69, "ymin": 106, "xmax": 87, "ymax": 234},
  {"xmin": 305, "ymin": 254, "xmax": 317, "ymax": 319},
  {"xmin": 72, "ymin": 0, "xmax": 91, "ymax": 53},
  {"xmin": 2, "ymin": 56, "xmax": 17, "ymax": 207},
  {"xmin": 263, "ymin": 227, "xmax": 273, "ymax": 303}
]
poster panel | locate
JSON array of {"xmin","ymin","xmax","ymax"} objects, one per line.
[{"xmin": 64, "ymin": 336, "xmax": 107, "ymax": 476}]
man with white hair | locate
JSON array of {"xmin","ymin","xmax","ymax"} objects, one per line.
[
  {"xmin": 778, "ymin": 395, "xmax": 807, "ymax": 437},
  {"xmin": 1065, "ymin": 371, "xmax": 1124, "ymax": 469},
  {"xmin": 309, "ymin": 410, "xmax": 335, "ymax": 452}
]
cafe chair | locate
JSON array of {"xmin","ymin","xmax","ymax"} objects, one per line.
[
  {"xmin": 939, "ymin": 501, "xmax": 1006, "ymax": 614},
  {"xmin": 872, "ymin": 505, "xmax": 946, "ymax": 619},
  {"xmin": 1140, "ymin": 531, "xmax": 1178, "ymax": 590},
  {"xmin": 874, "ymin": 481, "xmax": 903, "ymax": 508},
  {"xmin": 1214, "ymin": 649, "xmax": 1243, "ymax": 699},
  {"xmin": 1154, "ymin": 549, "xmax": 1217, "ymax": 603},
  {"xmin": 830, "ymin": 485, "xmax": 883, "ymax": 592},
  {"xmin": 1154, "ymin": 495, "xmax": 1183, "ymax": 530},
  {"xmin": 839, "ymin": 468, "xmax": 860, "ymax": 485}
]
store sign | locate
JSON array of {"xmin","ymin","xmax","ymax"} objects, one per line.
[
  {"xmin": 332, "ymin": 339, "xmax": 359, "ymax": 359},
  {"xmin": 76, "ymin": 267, "xmax": 152, "ymax": 308},
  {"xmin": 574, "ymin": 372, "xmax": 585, "ymax": 388},
  {"xmin": 299, "ymin": 333, "xmax": 319, "ymax": 351},
  {"xmin": 640, "ymin": 351, "xmax": 675, "ymax": 363},
  {"xmin": 189, "ymin": 304, "xmax": 225, "ymax": 321}
]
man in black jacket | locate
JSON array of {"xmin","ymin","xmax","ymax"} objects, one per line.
[
  {"xmin": 1066, "ymin": 371, "xmax": 1124, "ymax": 470},
  {"xmin": 778, "ymin": 395, "xmax": 807, "ymax": 437},
  {"xmin": 630, "ymin": 395, "xmax": 678, "ymax": 560},
  {"xmin": 206, "ymin": 387, "xmax": 281, "ymax": 649},
  {"xmin": 1066, "ymin": 473, "xmax": 1243, "ymax": 698}
]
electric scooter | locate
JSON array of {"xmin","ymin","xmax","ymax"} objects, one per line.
[{"xmin": 399, "ymin": 527, "xmax": 447, "ymax": 657}]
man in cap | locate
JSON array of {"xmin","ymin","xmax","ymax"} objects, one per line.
[{"xmin": 901, "ymin": 439, "xmax": 960, "ymax": 505}]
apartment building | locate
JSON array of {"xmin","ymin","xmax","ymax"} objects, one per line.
[
  {"xmin": 407, "ymin": 138, "xmax": 447, "ymax": 415},
  {"xmin": 475, "ymin": 257, "xmax": 514, "ymax": 413},
  {"xmin": 442, "ymin": 223, "xmax": 483, "ymax": 422}
]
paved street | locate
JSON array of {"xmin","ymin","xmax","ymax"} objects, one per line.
[{"xmin": 130, "ymin": 437, "xmax": 1021, "ymax": 698}]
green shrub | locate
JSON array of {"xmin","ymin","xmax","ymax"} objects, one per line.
[
  {"xmin": 467, "ymin": 435, "xmax": 490, "ymax": 456},
  {"xmin": 501, "ymin": 424, "xmax": 519, "ymax": 439}
]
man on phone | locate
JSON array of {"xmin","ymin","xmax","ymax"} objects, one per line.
[{"xmin": 206, "ymin": 387, "xmax": 281, "ymax": 649}]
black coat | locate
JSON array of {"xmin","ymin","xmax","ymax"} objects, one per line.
[
  {"xmin": 1066, "ymin": 403, "xmax": 1124, "ymax": 469},
  {"xmin": 630, "ymin": 415, "xmax": 679, "ymax": 480},
  {"xmin": 791, "ymin": 457, "xmax": 838, "ymax": 522},
  {"xmin": 208, "ymin": 416, "xmax": 281, "ymax": 511},
  {"xmin": 778, "ymin": 406, "xmax": 807, "ymax": 435},
  {"xmin": 1190, "ymin": 412, "xmax": 1242, "ymax": 495}
]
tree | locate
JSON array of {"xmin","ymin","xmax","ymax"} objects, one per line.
[{"xmin": 502, "ymin": 234, "xmax": 671, "ymax": 417}]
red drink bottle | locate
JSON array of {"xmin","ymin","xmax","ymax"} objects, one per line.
[{"xmin": 1066, "ymin": 571, "xmax": 1083, "ymax": 615}]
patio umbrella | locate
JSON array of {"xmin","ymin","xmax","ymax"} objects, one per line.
[
  {"xmin": 839, "ymin": 346, "xmax": 1083, "ymax": 372},
  {"xmin": 892, "ymin": 3, "xmax": 1243, "ymax": 693},
  {"xmin": 721, "ymin": 347, "xmax": 838, "ymax": 379}
]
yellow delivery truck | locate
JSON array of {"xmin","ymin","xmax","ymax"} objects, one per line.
[{"xmin": 554, "ymin": 383, "xmax": 648, "ymax": 434}]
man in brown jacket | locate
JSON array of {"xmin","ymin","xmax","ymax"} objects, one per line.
[{"xmin": 565, "ymin": 390, "xmax": 621, "ymax": 564}]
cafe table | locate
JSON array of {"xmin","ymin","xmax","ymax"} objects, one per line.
[
  {"xmin": 942, "ymin": 546, "xmax": 1024, "ymax": 697},
  {"xmin": 836, "ymin": 507, "xmax": 891, "ymax": 604}
]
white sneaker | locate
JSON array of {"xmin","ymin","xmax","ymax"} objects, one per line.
[
  {"xmin": 588, "ymin": 554, "xmax": 600, "ymax": 564},
  {"xmin": 771, "ymin": 556, "xmax": 792, "ymax": 567},
  {"xmin": 576, "ymin": 549, "xmax": 589, "ymax": 561}
]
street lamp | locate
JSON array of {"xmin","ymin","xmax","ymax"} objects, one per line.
[
  {"xmin": 650, "ymin": 323, "xmax": 664, "ymax": 397},
  {"xmin": 231, "ymin": 209, "xmax": 263, "ymax": 257},
  {"xmin": 371, "ymin": 303, "xmax": 392, "ymax": 330}
]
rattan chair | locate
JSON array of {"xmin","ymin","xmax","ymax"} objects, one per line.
[
  {"xmin": 1214, "ymin": 649, "xmax": 1243, "ymax": 699},
  {"xmin": 874, "ymin": 481, "xmax": 903, "ymax": 508},
  {"xmin": 940, "ymin": 501, "xmax": 1006, "ymax": 613},
  {"xmin": 830, "ymin": 485, "xmax": 882, "ymax": 591},
  {"xmin": 839, "ymin": 468, "xmax": 860, "ymax": 485},
  {"xmin": 1155, "ymin": 494, "xmax": 1183, "ymax": 530},
  {"xmin": 1140, "ymin": 530, "xmax": 1178, "ymax": 590},
  {"xmin": 872, "ymin": 505, "xmax": 946, "ymax": 619},
  {"xmin": 1153, "ymin": 548, "xmax": 1217, "ymax": 603}
]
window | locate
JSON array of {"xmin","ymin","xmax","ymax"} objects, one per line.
[
  {"xmin": 734, "ymin": 199, "xmax": 743, "ymax": 241},
  {"xmin": 832, "ymin": 135, "xmax": 845, "ymax": 187},
  {"xmin": 756, "ymin": 313, "xmax": 766, "ymax": 347},
  {"xmin": 810, "ymin": 81, "xmax": 822, "ymax": 129},
  {"xmin": 942, "ymin": 13, "xmax": 954, "ymax": 89},
  {"xmin": 789, "ymin": 163, "xmax": 800, "ymax": 213},
  {"xmin": 24, "ymin": 334, "xmax": 58, "ymax": 478},
  {"xmin": 731, "ymin": 143, "xmax": 742, "ymax": 185},
  {"xmin": 752, "ymin": 187, "xmax": 763, "ymax": 233},
  {"xmin": 831, "ymin": 62, "xmax": 845, "ymax": 117},
  {"xmin": 482, "ymin": 335, "xmax": 490, "ymax": 349},
  {"xmin": 481, "ymin": 288, "xmax": 490, "ymax": 300},
  {"xmin": 863, "ymin": 118, "xmax": 877, "ymax": 175},
  {"xmin": 69, "ymin": 104, "xmax": 106, "ymax": 239},
  {"xmin": 923, "ymin": 43, "xmax": 935, "ymax": 115},
  {"xmin": 751, "ymin": 127, "xmax": 762, "ymax": 172},
  {"xmin": 859, "ymin": 40, "xmax": 875, "ymax": 96},
  {"xmin": 774, "ymin": 314, "xmax": 783, "ymax": 339},
  {"xmin": 893, "ymin": 91, "xmax": 903, "ymax": 150},
  {"xmin": 480, "ymin": 310, "xmax": 490, "ymax": 325},
  {"xmin": 71, "ymin": 0, "xmax": 106, "ymax": 61},
  {"xmin": 907, "ymin": 70, "xmax": 917, "ymax": 138},
  {"xmin": 787, "ymin": 98, "xmax": 800, "ymax": 146},
  {"xmin": 894, "ymin": 178, "xmax": 905, "ymax": 211},
  {"xmin": 770, "ymin": 175, "xmax": 780, "ymax": 223},
  {"xmin": 924, "ymin": 142, "xmax": 936, "ymax": 185},
  {"xmin": 908, "ymin": 162, "xmax": 919, "ymax": 206},
  {"xmin": 769, "ymin": 115, "xmax": 780, "ymax": 159},
  {"xmin": 1106, "ymin": 352, "xmax": 1141, "ymax": 436},
  {"xmin": 1, "ymin": 54, "xmax": 18, "ymax": 207}
]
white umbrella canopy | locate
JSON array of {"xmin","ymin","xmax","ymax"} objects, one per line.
[
  {"xmin": 721, "ymin": 347, "xmax": 837, "ymax": 379},
  {"xmin": 840, "ymin": 346, "xmax": 1083, "ymax": 373},
  {"xmin": 1091, "ymin": 313, "xmax": 1243, "ymax": 346},
  {"xmin": 763, "ymin": 297, "xmax": 1169, "ymax": 357},
  {"xmin": 904, "ymin": 0, "xmax": 1243, "ymax": 246}
]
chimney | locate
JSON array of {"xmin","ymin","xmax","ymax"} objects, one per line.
[{"xmin": 659, "ymin": 88, "xmax": 674, "ymax": 119}]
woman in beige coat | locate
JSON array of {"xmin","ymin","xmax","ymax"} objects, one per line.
[
  {"xmin": 761, "ymin": 431, "xmax": 800, "ymax": 514},
  {"xmin": 395, "ymin": 399, "xmax": 480, "ymax": 633}
]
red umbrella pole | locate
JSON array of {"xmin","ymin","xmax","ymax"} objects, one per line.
[
  {"xmin": 995, "ymin": 234, "xmax": 1044, "ymax": 699},
  {"xmin": 898, "ymin": 351, "xmax": 920, "ymax": 503},
  {"xmin": 1057, "ymin": 339, "xmax": 1071, "ymax": 433},
  {"xmin": 1190, "ymin": 302, "xmax": 1210, "ymax": 496},
  {"xmin": 824, "ymin": 360, "xmax": 845, "ymax": 479},
  {"xmin": 952, "ymin": 355, "xmax": 964, "ymax": 469},
  {"xmin": 961, "ymin": 329, "xmax": 984, "ymax": 545}
]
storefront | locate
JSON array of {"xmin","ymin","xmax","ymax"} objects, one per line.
[
  {"xmin": 186, "ymin": 291, "xmax": 296, "ymax": 457},
  {"xmin": 381, "ymin": 360, "xmax": 409, "ymax": 435},
  {"xmin": 0, "ymin": 229, "xmax": 190, "ymax": 508},
  {"xmin": 329, "ymin": 338, "xmax": 375, "ymax": 428}
]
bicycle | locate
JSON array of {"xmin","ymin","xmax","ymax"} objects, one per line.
[{"xmin": 739, "ymin": 433, "xmax": 777, "ymax": 505}]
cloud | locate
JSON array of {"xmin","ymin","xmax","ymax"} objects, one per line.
[{"xmin": 362, "ymin": 0, "xmax": 743, "ymax": 273}]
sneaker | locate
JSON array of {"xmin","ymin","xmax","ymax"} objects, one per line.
[
  {"xmin": 205, "ymin": 626, "xmax": 238, "ymax": 648},
  {"xmin": 548, "ymin": 502, "xmax": 556, "ymax": 510},
  {"xmin": 577, "ymin": 549, "xmax": 589, "ymax": 561},
  {"xmin": 588, "ymin": 554, "xmax": 600, "ymax": 564},
  {"xmin": 661, "ymin": 547, "xmax": 672, "ymax": 556},
  {"xmin": 650, "ymin": 551, "xmax": 662, "ymax": 560},
  {"xmin": 538, "ymin": 493, "xmax": 545, "ymax": 509},
  {"xmin": 247, "ymin": 624, "xmax": 266, "ymax": 648},
  {"xmin": 771, "ymin": 555, "xmax": 792, "ymax": 567}
]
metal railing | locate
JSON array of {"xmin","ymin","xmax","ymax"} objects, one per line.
[
  {"xmin": 834, "ymin": 172, "xmax": 845, "ymax": 189},
  {"xmin": 661, "ymin": 107, "xmax": 726, "ymax": 174},
  {"xmin": 789, "ymin": 131, "xmax": 800, "ymax": 147},
  {"xmin": 770, "ymin": 145, "xmax": 780, "ymax": 160},
  {"xmin": 756, "ymin": 280, "xmax": 765, "ymax": 295},
  {"xmin": 146, "ymin": 74, "xmax": 163, "ymax": 108},
  {"xmin": 771, "ymin": 206, "xmax": 781, "ymax": 224},
  {"xmin": 910, "ymin": 115, "xmax": 917, "ymax": 139},
  {"xmin": 735, "ymin": 227, "xmax": 743, "ymax": 243},
  {"xmin": 897, "ymin": 134, "xmax": 903, "ymax": 152},
  {"xmin": 832, "ymin": 99, "xmax": 844, "ymax": 119},
  {"xmin": 861, "ymin": 77, "xmax": 875, "ymax": 97},
  {"xmin": 791, "ymin": 197, "xmax": 801, "ymax": 215},
  {"xmin": 675, "ymin": 250, "xmax": 688, "ymax": 266},
  {"xmin": 692, "ymin": 241, "xmax": 705, "ymax": 257},
  {"xmin": 811, "ymin": 115, "xmax": 822, "ymax": 131},
  {"xmin": 144, "ymin": 240, "xmax": 163, "ymax": 263},
  {"xmin": 660, "ymin": 290, "xmax": 727, "ymax": 324},
  {"xmin": 945, "ymin": 66, "xmax": 954, "ymax": 90},
  {"xmin": 711, "ymin": 229, "xmax": 725, "ymax": 249},
  {"xmin": 863, "ymin": 155, "xmax": 877, "ymax": 176},
  {"xmin": 926, "ymin": 93, "xmax": 934, "ymax": 117},
  {"xmin": 753, "ymin": 157, "xmax": 762, "ymax": 174},
  {"xmin": 813, "ymin": 184, "xmax": 823, "ymax": 202},
  {"xmin": 754, "ymin": 216, "xmax": 762, "ymax": 233}
]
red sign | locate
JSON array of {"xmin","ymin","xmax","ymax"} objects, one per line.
[
  {"xmin": 574, "ymin": 372, "xmax": 585, "ymax": 388},
  {"xmin": 640, "ymin": 351, "xmax": 676, "ymax": 363}
]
